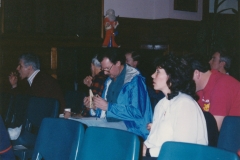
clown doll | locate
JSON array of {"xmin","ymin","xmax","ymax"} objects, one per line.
[{"xmin": 102, "ymin": 9, "xmax": 120, "ymax": 48}]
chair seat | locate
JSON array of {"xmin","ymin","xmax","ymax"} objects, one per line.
[{"xmin": 158, "ymin": 141, "xmax": 239, "ymax": 160}]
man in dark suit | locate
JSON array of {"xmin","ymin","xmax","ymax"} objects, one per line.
[{"xmin": 9, "ymin": 53, "xmax": 66, "ymax": 113}]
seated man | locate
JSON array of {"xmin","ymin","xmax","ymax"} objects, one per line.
[
  {"xmin": 91, "ymin": 49, "xmax": 152, "ymax": 140},
  {"xmin": 209, "ymin": 49, "xmax": 231, "ymax": 74},
  {"xmin": 184, "ymin": 54, "xmax": 240, "ymax": 130},
  {"xmin": 9, "ymin": 53, "xmax": 66, "ymax": 113},
  {"xmin": 8, "ymin": 53, "xmax": 66, "ymax": 139}
]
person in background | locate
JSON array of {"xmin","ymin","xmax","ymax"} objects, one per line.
[
  {"xmin": 90, "ymin": 48, "xmax": 152, "ymax": 140},
  {"xmin": 83, "ymin": 55, "xmax": 107, "ymax": 96},
  {"xmin": 185, "ymin": 54, "xmax": 240, "ymax": 130},
  {"xmin": 125, "ymin": 50, "xmax": 165, "ymax": 111},
  {"xmin": 82, "ymin": 55, "xmax": 107, "ymax": 116},
  {"xmin": 209, "ymin": 49, "xmax": 231, "ymax": 74},
  {"xmin": 125, "ymin": 51, "xmax": 141, "ymax": 68},
  {"xmin": 143, "ymin": 54, "xmax": 208, "ymax": 158}
]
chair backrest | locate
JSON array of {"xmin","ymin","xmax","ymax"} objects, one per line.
[
  {"xmin": 77, "ymin": 127, "xmax": 140, "ymax": 160},
  {"xmin": 0, "ymin": 92, "xmax": 12, "ymax": 121},
  {"xmin": 0, "ymin": 115, "xmax": 15, "ymax": 160},
  {"xmin": 24, "ymin": 96, "xmax": 59, "ymax": 133},
  {"xmin": 158, "ymin": 141, "xmax": 239, "ymax": 160},
  {"xmin": 203, "ymin": 111, "xmax": 219, "ymax": 147},
  {"xmin": 4, "ymin": 94, "xmax": 30, "ymax": 128},
  {"xmin": 64, "ymin": 90, "xmax": 85, "ymax": 113},
  {"xmin": 32, "ymin": 118, "xmax": 85, "ymax": 160},
  {"xmin": 14, "ymin": 96, "xmax": 59, "ymax": 148},
  {"xmin": 217, "ymin": 116, "xmax": 240, "ymax": 153}
]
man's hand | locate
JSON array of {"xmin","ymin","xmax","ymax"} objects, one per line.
[
  {"xmin": 9, "ymin": 72, "xmax": 18, "ymax": 88},
  {"xmin": 83, "ymin": 96, "xmax": 91, "ymax": 108},
  {"xmin": 83, "ymin": 76, "xmax": 92, "ymax": 87},
  {"xmin": 93, "ymin": 95, "xmax": 108, "ymax": 111}
]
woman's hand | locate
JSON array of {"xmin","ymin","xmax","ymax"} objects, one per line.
[
  {"xmin": 83, "ymin": 76, "xmax": 93, "ymax": 87},
  {"xmin": 142, "ymin": 144, "xmax": 147, "ymax": 156},
  {"xmin": 147, "ymin": 123, "xmax": 152, "ymax": 131}
]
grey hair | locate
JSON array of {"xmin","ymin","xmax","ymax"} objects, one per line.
[
  {"xmin": 19, "ymin": 53, "xmax": 40, "ymax": 70},
  {"xmin": 106, "ymin": 9, "xmax": 116, "ymax": 21},
  {"xmin": 217, "ymin": 50, "xmax": 231, "ymax": 70},
  {"xmin": 92, "ymin": 55, "xmax": 101, "ymax": 68},
  {"xmin": 220, "ymin": 56, "xmax": 231, "ymax": 69}
]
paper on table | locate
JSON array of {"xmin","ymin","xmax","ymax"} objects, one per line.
[
  {"xmin": 13, "ymin": 145, "xmax": 27, "ymax": 150},
  {"xmin": 89, "ymin": 89, "xmax": 94, "ymax": 108}
]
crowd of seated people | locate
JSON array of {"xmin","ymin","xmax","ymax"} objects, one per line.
[{"xmin": 1, "ymin": 48, "xmax": 240, "ymax": 159}]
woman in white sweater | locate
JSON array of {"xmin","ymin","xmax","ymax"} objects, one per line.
[{"xmin": 143, "ymin": 54, "xmax": 208, "ymax": 158}]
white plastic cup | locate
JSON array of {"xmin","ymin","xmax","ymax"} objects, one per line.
[
  {"xmin": 64, "ymin": 108, "xmax": 71, "ymax": 112},
  {"xmin": 64, "ymin": 108, "xmax": 71, "ymax": 119}
]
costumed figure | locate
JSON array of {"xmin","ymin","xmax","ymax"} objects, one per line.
[{"xmin": 102, "ymin": 9, "xmax": 120, "ymax": 48}]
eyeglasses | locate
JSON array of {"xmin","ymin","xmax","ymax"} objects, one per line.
[{"xmin": 101, "ymin": 64, "xmax": 114, "ymax": 72}]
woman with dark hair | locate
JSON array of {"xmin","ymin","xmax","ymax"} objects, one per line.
[{"xmin": 143, "ymin": 54, "xmax": 208, "ymax": 158}]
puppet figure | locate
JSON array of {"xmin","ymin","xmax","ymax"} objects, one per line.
[{"xmin": 102, "ymin": 9, "xmax": 119, "ymax": 48}]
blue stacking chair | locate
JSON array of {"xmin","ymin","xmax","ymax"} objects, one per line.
[
  {"xmin": 31, "ymin": 118, "xmax": 85, "ymax": 160},
  {"xmin": 158, "ymin": 141, "xmax": 239, "ymax": 160},
  {"xmin": 217, "ymin": 116, "xmax": 240, "ymax": 154},
  {"xmin": 12, "ymin": 97, "xmax": 59, "ymax": 160},
  {"xmin": 4, "ymin": 94, "xmax": 30, "ymax": 128},
  {"xmin": 77, "ymin": 127, "xmax": 140, "ymax": 160}
]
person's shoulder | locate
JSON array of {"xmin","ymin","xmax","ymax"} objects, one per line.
[
  {"xmin": 34, "ymin": 71, "xmax": 57, "ymax": 83},
  {"xmin": 125, "ymin": 65, "xmax": 142, "ymax": 82},
  {"xmin": 174, "ymin": 92, "xmax": 194, "ymax": 100},
  {"xmin": 172, "ymin": 93, "xmax": 200, "ymax": 112},
  {"xmin": 212, "ymin": 70, "xmax": 239, "ymax": 85},
  {"xmin": 173, "ymin": 93, "xmax": 197, "ymax": 105}
]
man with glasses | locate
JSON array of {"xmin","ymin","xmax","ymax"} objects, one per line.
[{"xmin": 91, "ymin": 49, "xmax": 152, "ymax": 140}]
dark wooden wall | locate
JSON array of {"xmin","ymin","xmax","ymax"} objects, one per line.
[
  {"xmin": 0, "ymin": 17, "xmax": 200, "ymax": 92},
  {"xmin": 0, "ymin": 1, "xmax": 238, "ymax": 92}
]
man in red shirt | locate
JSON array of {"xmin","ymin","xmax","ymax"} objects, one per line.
[{"xmin": 185, "ymin": 55, "xmax": 240, "ymax": 130}]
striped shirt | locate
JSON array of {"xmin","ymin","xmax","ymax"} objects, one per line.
[{"xmin": 27, "ymin": 70, "xmax": 40, "ymax": 86}]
